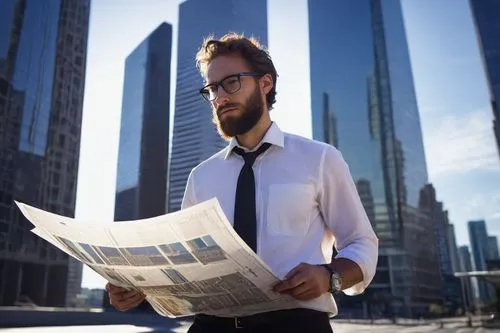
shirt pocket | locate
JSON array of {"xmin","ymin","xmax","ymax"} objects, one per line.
[{"xmin": 267, "ymin": 184, "xmax": 315, "ymax": 236}]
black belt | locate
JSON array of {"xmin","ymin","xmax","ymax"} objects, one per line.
[{"xmin": 194, "ymin": 308, "xmax": 328, "ymax": 329}]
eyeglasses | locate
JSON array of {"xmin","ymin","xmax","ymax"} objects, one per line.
[{"xmin": 199, "ymin": 72, "xmax": 261, "ymax": 101}]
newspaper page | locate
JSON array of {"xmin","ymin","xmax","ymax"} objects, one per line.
[{"xmin": 15, "ymin": 198, "xmax": 300, "ymax": 318}]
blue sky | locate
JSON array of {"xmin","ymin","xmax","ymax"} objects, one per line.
[{"xmin": 76, "ymin": 0, "xmax": 500, "ymax": 288}]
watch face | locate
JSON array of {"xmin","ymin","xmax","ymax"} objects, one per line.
[{"xmin": 331, "ymin": 274, "xmax": 341, "ymax": 292}]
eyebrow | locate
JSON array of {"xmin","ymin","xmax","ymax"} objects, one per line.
[{"xmin": 205, "ymin": 73, "xmax": 237, "ymax": 86}]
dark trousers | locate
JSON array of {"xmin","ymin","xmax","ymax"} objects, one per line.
[{"xmin": 187, "ymin": 308, "xmax": 333, "ymax": 333}]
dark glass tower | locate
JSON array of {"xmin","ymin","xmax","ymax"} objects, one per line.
[
  {"xmin": 469, "ymin": 0, "xmax": 500, "ymax": 160},
  {"xmin": 0, "ymin": 0, "xmax": 90, "ymax": 306},
  {"xmin": 114, "ymin": 23, "xmax": 172, "ymax": 221},
  {"xmin": 168, "ymin": 0, "xmax": 268, "ymax": 212},
  {"xmin": 468, "ymin": 220, "xmax": 496, "ymax": 305},
  {"xmin": 309, "ymin": 0, "xmax": 441, "ymax": 316}
]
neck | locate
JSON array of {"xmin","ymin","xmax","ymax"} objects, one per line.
[{"xmin": 236, "ymin": 112, "xmax": 272, "ymax": 150}]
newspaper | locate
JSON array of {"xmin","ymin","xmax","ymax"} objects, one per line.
[{"xmin": 15, "ymin": 198, "xmax": 300, "ymax": 318}]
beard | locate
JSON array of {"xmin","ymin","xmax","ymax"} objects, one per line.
[{"xmin": 212, "ymin": 87, "xmax": 264, "ymax": 141}]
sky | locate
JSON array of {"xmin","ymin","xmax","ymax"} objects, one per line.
[{"xmin": 76, "ymin": 0, "xmax": 500, "ymax": 289}]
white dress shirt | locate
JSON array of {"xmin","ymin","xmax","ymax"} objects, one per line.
[{"xmin": 181, "ymin": 122, "xmax": 378, "ymax": 317}]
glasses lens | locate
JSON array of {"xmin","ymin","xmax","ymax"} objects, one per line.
[
  {"xmin": 221, "ymin": 75, "xmax": 241, "ymax": 94},
  {"xmin": 200, "ymin": 88, "xmax": 212, "ymax": 101}
]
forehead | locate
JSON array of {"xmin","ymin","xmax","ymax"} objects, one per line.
[{"xmin": 205, "ymin": 54, "xmax": 251, "ymax": 83}]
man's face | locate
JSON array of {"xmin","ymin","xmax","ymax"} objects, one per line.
[{"xmin": 204, "ymin": 55, "xmax": 265, "ymax": 140}]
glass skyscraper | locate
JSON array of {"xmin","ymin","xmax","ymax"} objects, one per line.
[
  {"xmin": 469, "ymin": 0, "xmax": 500, "ymax": 159},
  {"xmin": 309, "ymin": 0, "xmax": 441, "ymax": 316},
  {"xmin": 458, "ymin": 245, "xmax": 474, "ymax": 311},
  {"xmin": 0, "ymin": 0, "xmax": 90, "ymax": 306},
  {"xmin": 168, "ymin": 0, "xmax": 268, "ymax": 212},
  {"xmin": 115, "ymin": 23, "xmax": 172, "ymax": 221},
  {"xmin": 468, "ymin": 220, "xmax": 495, "ymax": 304}
]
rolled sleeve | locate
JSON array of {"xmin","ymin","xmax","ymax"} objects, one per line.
[{"xmin": 318, "ymin": 146, "xmax": 379, "ymax": 295}]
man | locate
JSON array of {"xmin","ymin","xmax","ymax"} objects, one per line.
[{"xmin": 106, "ymin": 33, "xmax": 378, "ymax": 333}]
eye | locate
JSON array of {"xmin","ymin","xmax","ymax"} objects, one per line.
[
  {"xmin": 206, "ymin": 85, "xmax": 217, "ymax": 93},
  {"xmin": 224, "ymin": 77, "xmax": 240, "ymax": 91},
  {"xmin": 226, "ymin": 78, "xmax": 239, "ymax": 85}
]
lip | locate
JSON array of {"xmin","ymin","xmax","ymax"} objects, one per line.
[{"xmin": 218, "ymin": 108, "xmax": 237, "ymax": 117}]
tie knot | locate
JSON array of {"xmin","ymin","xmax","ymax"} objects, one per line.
[{"xmin": 233, "ymin": 142, "xmax": 271, "ymax": 167}]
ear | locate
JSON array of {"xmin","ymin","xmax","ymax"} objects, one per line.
[{"xmin": 259, "ymin": 73, "xmax": 273, "ymax": 95}]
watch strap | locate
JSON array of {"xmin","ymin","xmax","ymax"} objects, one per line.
[{"xmin": 320, "ymin": 264, "xmax": 334, "ymax": 292}]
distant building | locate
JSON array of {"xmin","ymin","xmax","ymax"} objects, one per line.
[
  {"xmin": 0, "ymin": 0, "xmax": 90, "ymax": 306},
  {"xmin": 114, "ymin": 23, "xmax": 172, "ymax": 221},
  {"xmin": 76, "ymin": 288, "xmax": 105, "ymax": 308},
  {"xmin": 488, "ymin": 236, "xmax": 499, "ymax": 260},
  {"xmin": 419, "ymin": 184, "xmax": 461, "ymax": 309},
  {"xmin": 448, "ymin": 224, "xmax": 461, "ymax": 273},
  {"xmin": 458, "ymin": 246, "xmax": 475, "ymax": 311},
  {"xmin": 468, "ymin": 220, "xmax": 496, "ymax": 304}
]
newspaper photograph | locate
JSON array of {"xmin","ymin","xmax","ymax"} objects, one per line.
[{"xmin": 15, "ymin": 198, "xmax": 300, "ymax": 318}]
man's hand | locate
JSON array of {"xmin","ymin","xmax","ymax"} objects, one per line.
[
  {"xmin": 273, "ymin": 263, "xmax": 330, "ymax": 301},
  {"xmin": 106, "ymin": 282, "xmax": 146, "ymax": 311}
]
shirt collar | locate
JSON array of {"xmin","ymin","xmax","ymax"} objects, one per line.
[{"xmin": 224, "ymin": 122, "xmax": 285, "ymax": 160}]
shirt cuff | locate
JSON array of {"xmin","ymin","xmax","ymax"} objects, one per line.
[{"xmin": 335, "ymin": 240, "xmax": 378, "ymax": 296}]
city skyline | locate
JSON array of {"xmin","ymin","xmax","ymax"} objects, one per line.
[{"xmin": 76, "ymin": 0, "xmax": 500, "ymax": 289}]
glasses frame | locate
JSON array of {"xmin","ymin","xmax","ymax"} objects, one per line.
[{"xmin": 199, "ymin": 72, "xmax": 262, "ymax": 101}]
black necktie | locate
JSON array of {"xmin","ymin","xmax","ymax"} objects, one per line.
[{"xmin": 232, "ymin": 142, "xmax": 272, "ymax": 252}]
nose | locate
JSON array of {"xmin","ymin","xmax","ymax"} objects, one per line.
[{"xmin": 214, "ymin": 86, "xmax": 230, "ymax": 106}]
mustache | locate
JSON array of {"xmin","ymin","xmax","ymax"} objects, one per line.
[{"xmin": 216, "ymin": 103, "xmax": 240, "ymax": 117}]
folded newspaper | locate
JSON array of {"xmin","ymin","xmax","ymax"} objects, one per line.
[{"xmin": 15, "ymin": 198, "xmax": 299, "ymax": 318}]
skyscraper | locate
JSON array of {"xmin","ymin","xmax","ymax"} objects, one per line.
[
  {"xmin": 469, "ymin": 0, "xmax": 500, "ymax": 159},
  {"xmin": 468, "ymin": 220, "xmax": 495, "ymax": 304},
  {"xmin": 447, "ymin": 224, "xmax": 461, "ymax": 273},
  {"xmin": 168, "ymin": 0, "xmax": 268, "ymax": 212},
  {"xmin": 0, "ymin": 0, "xmax": 90, "ymax": 306},
  {"xmin": 309, "ymin": 0, "xmax": 441, "ymax": 316},
  {"xmin": 458, "ymin": 245, "xmax": 474, "ymax": 311},
  {"xmin": 114, "ymin": 23, "xmax": 172, "ymax": 221},
  {"xmin": 488, "ymin": 235, "xmax": 499, "ymax": 260}
]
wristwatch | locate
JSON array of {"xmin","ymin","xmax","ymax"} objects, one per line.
[{"xmin": 320, "ymin": 264, "xmax": 342, "ymax": 293}]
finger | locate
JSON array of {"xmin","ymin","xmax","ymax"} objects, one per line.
[
  {"xmin": 112, "ymin": 293, "xmax": 145, "ymax": 311},
  {"xmin": 122, "ymin": 290, "xmax": 144, "ymax": 301},
  {"xmin": 107, "ymin": 285, "xmax": 129, "ymax": 295},
  {"xmin": 274, "ymin": 272, "xmax": 307, "ymax": 293},
  {"xmin": 106, "ymin": 282, "xmax": 121, "ymax": 292},
  {"xmin": 111, "ymin": 290, "xmax": 142, "ymax": 303},
  {"xmin": 288, "ymin": 282, "xmax": 311, "ymax": 297}
]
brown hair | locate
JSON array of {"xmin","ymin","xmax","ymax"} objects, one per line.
[{"xmin": 195, "ymin": 32, "xmax": 278, "ymax": 109}]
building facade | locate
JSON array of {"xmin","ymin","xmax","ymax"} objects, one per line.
[
  {"xmin": 114, "ymin": 23, "xmax": 172, "ymax": 221},
  {"xmin": 488, "ymin": 236, "xmax": 499, "ymax": 260},
  {"xmin": 468, "ymin": 220, "xmax": 496, "ymax": 305},
  {"xmin": 458, "ymin": 245, "xmax": 475, "ymax": 311},
  {"xmin": 168, "ymin": 0, "xmax": 268, "ymax": 212},
  {"xmin": 447, "ymin": 224, "xmax": 461, "ymax": 273},
  {"xmin": 0, "ymin": 0, "xmax": 90, "ymax": 306},
  {"xmin": 309, "ymin": 0, "xmax": 441, "ymax": 316},
  {"xmin": 469, "ymin": 0, "xmax": 500, "ymax": 159}
]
